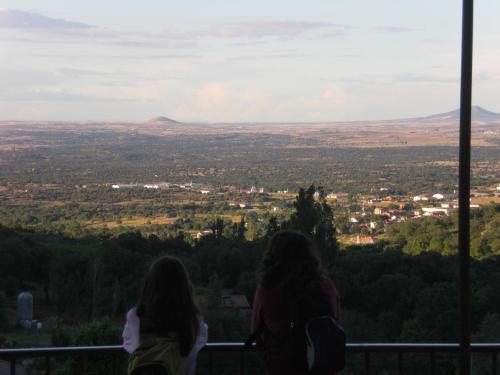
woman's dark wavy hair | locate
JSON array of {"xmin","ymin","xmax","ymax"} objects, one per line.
[
  {"xmin": 137, "ymin": 256, "xmax": 200, "ymax": 356},
  {"xmin": 259, "ymin": 230, "xmax": 326, "ymax": 298}
]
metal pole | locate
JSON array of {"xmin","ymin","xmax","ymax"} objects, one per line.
[{"xmin": 458, "ymin": 0, "xmax": 473, "ymax": 374}]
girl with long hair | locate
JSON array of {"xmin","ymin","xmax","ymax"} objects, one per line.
[
  {"xmin": 251, "ymin": 230, "xmax": 341, "ymax": 375},
  {"xmin": 123, "ymin": 256, "xmax": 208, "ymax": 375}
]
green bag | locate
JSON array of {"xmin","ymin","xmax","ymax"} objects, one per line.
[{"xmin": 128, "ymin": 334, "xmax": 183, "ymax": 375}]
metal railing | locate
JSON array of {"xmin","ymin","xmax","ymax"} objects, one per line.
[{"xmin": 1, "ymin": 343, "xmax": 499, "ymax": 375}]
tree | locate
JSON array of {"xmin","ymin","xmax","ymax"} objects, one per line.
[
  {"xmin": 0, "ymin": 292, "xmax": 8, "ymax": 328},
  {"xmin": 287, "ymin": 185, "xmax": 338, "ymax": 262},
  {"xmin": 210, "ymin": 217, "xmax": 224, "ymax": 239},
  {"xmin": 265, "ymin": 216, "xmax": 281, "ymax": 238}
]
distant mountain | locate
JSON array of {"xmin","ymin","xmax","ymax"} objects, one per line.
[
  {"xmin": 423, "ymin": 106, "xmax": 500, "ymax": 122},
  {"xmin": 145, "ymin": 116, "xmax": 181, "ymax": 125}
]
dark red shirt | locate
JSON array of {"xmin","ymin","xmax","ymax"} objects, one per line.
[{"xmin": 251, "ymin": 278, "xmax": 340, "ymax": 375}]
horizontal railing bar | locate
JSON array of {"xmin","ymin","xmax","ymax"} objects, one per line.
[
  {"xmin": 1, "ymin": 343, "xmax": 500, "ymax": 358},
  {"xmin": 0, "ymin": 345, "xmax": 123, "ymax": 356}
]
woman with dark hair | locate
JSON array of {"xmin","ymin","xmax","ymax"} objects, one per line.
[
  {"xmin": 251, "ymin": 230, "xmax": 341, "ymax": 375},
  {"xmin": 123, "ymin": 256, "xmax": 208, "ymax": 375}
]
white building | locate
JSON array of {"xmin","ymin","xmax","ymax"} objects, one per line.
[
  {"xmin": 328, "ymin": 192, "xmax": 349, "ymax": 199},
  {"xmin": 413, "ymin": 195, "xmax": 429, "ymax": 201},
  {"xmin": 433, "ymin": 192, "xmax": 458, "ymax": 200},
  {"xmin": 422, "ymin": 207, "xmax": 450, "ymax": 215},
  {"xmin": 112, "ymin": 183, "xmax": 140, "ymax": 189}
]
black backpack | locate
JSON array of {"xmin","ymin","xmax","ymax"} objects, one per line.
[
  {"xmin": 287, "ymin": 299, "xmax": 346, "ymax": 374},
  {"xmin": 304, "ymin": 315, "xmax": 346, "ymax": 373},
  {"xmin": 246, "ymin": 296, "xmax": 346, "ymax": 374}
]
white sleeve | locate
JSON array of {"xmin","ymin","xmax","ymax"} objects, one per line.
[
  {"xmin": 182, "ymin": 321, "xmax": 208, "ymax": 375},
  {"xmin": 122, "ymin": 307, "xmax": 140, "ymax": 354}
]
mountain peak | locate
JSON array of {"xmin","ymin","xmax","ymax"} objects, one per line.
[
  {"xmin": 424, "ymin": 106, "xmax": 500, "ymax": 122},
  {"xmin": 470, "ymin": 106, "xmax": 499, "ymax": 117},
  {"xmin": 146, "ymin": 116, "xmax": 181, "ymax": 125}
]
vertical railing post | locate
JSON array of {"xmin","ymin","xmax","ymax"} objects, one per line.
[
  {"xmin": 10, "ymin": 359, "xmax": 16, "ymax": 375},
  {"xmin": 397, "ymin": 351, "xmax": 403, "ymax": 375},
  {"xmin": 45, "ymin": 355, "xmax": 51, "ymax": 375},
  {"xmin": 239, "ymin": 350, "xmax": 245, "ymax": 375},
  {"xmin": 493, "ymin": 351, "xmax": 498, "ymax": 375},
  {"xmin": 209, "ymin": 351, "xmax": 214, "ymax": 375},
  {"xmin": 364, "ymin": 351, "xmax": 370, "ymax": 375},
  {"xmin": 458, "ymin": 0, "xmax": 474, "ymax": 375}
]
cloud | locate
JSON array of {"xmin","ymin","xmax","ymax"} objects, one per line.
[
  {"xmin": 0, "ymin": 9, "xmax": 195, "ymax": 49},
  {"xmin": 311, "ymin": 30, "xmax": 346, "ymax": 40},
  {"xmin": 0, "ymin": 88, "xmax": 153, "ymax": 103},
  {"xmin": 0, "ymin": 9, "xmax": 92, "ymax": 29},
  {"xmin": 1, "ymin": 10, "xmax": 346, "ymax": 49},
  {"xmin": 1, "ymin": 9, "xmax": 421, "ymax": 55},
  {"xmin": 419, "ymin": 38, "xmax": 444, "ymax": 45},
  {"xmin": 323, "ymin": 84, "xmax": 347, "ymax": 101},
  {"xmin": 267, "ymin": 85, "xmax": 350, "ymax": 122},
  {"xmin": 172, "ymin": 83, "xmax": 272, "ymax": 121},
  {"xmin": 110, "ymin": 54, "xmax": 202, "ymax": 60},
  {"xmin": 334, "ymin": 75, "xmax": 388, "ymax": 85},
  {"xmin": 55, "ymin": 67, "xmax": 171, "ymax": 81},
  {"xmin": 394, "ymin": 73, "xmax": 458, "ymax": 83},
  {"xmin": 171, "ymin": 81, "xmax": 353, "ymax": 122},
  {"xmin": 30, "ymin": 53, "xmax": 202, "ymax": 60},
  {"xmin": 204, "ymin": 21, "xmax": 334, "ymax": 40},
  {"xmin": 373, "ymin": 26, "xmax": 421, "ymax": 33},
  {"xmin": 197, "ymin": 82, "xmax": 228, "ymax": 108},
  {"xmin": 228, "ymin": 52, "xmax": 303, "ymax": 61},
  {"xmin": 333, "ymin": 73, "xmax": 458, "ymax": 85},
  {"xmin": 474, "ymin": 71, "xmax": 500, "ymax": 82},
  {"xmin": 57, "ymin": 68, "xmax": 115, "ymax": 77}
]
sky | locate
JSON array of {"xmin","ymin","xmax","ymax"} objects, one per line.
[{"xmin": 0, "ymin": 0, "xmax": 499, "ymax": 122}]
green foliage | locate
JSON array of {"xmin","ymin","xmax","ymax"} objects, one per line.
[
  {"xmin": 200, "ymin": 275, "xmax": 250, "ymax": 341},
  {"xmin": 0, "ymin": 201, "xmax": 499, "ymax": 375},
  {"xmin": 387, "ymin": 203, "xmax": 499, "ymax": 258},
  {"xmin": 49, "ymin": 319, "xmax": 126, "ymax": 375},
  {"xmin": 285, "ymin": 185, "xmax": 338, "ymax": 263},
  {"xmin": 472, "ymin": 313, "xmax": 500, "ymax": 374},
  {"xmin": 71, "ymin": 318, "xmax": 122, "ymax": 346},
  {"xmin": 1, "ymin": 127, "xmax": 497, "ymax": 193},
  {"xmin": 0, "ymin": 291, "xmax": 8, "ymax": 328},
  {"xmin": 210, "ymin": 217, "xmax": 225, "ymax": 239}
]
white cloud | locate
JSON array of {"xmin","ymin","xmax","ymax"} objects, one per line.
[
  {"xmin": 0, "ymin": 9, "xmax": 92, "ymax": 29},
  {"xmin": 0, "ymin": 88, "xmax": 143, "ymax": 102},
  {"xmin": 228, "ymin": 52, "xmax": 303, "ymax": 61},
  {"xmin": 170, "ymin": 82, "xmax": 353, "ymax": 122},
  {"xmin": 394, "ymin": 73, "xmax": 458, "ymax": 83},
  {"xmin": 205, "ymin": 21, "xmax": 335, "ymax": 39},
  {"xmin": 372, "ymin": 26, "xmax": 421, "ymax": 33},
  {"xmin": 172, "ymin": 83, "xmax": 272, "ymax": 121},
  {"xmin": 323, "ymin": 84, "xmax": 347, "ymax": 101},
  {"xmin": 0, "ymin": 9, "xmax": 195, "ymax": 49},
  {"xmin": 0, "ymin": 10, "xmax": 349, "ymax": 49}
]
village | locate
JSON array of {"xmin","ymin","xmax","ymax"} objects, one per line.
[{"xmin": 107, "ymin": 180, "xmax": 500, "ymax": 244}]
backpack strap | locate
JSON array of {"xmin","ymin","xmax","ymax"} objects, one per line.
[
  {"xmin": 244, "ymin": 321, "xmax": 266, "ymax": 348},
  {"xmin": 289, "ymin": 295, "xmax": 300, "ymax": 329},
  {"xmin": 244, "ymin": 319, "xmax": 282, "ymax": 348}
]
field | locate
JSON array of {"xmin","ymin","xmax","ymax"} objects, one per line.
[{"xmin": 0, "ymin": 107, "xmax": 498, "ymax": 240}]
